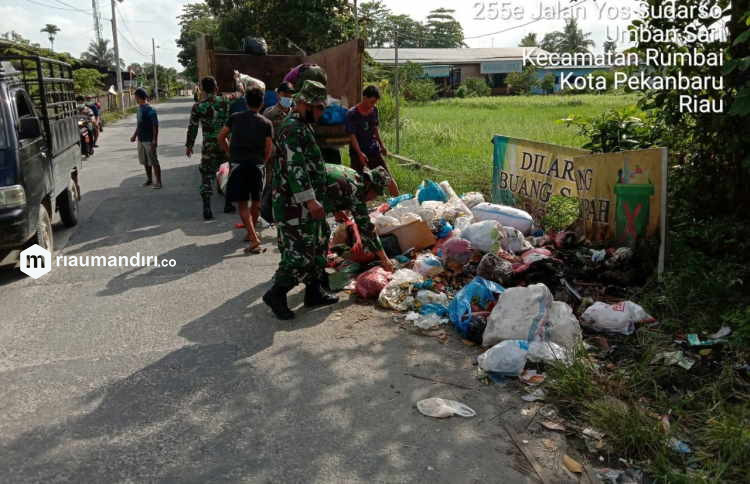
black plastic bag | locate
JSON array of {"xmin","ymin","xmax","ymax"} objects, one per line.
[{"xmin": 242, "ymin": 37, "xmax": 268, "ymax": 56}]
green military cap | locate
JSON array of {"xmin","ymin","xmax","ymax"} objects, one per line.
[
  {"xmin": 294, "ymin": 80, "xmax": 327, "ymax": 106},
  {"xmin": 362, "ymin": 166, "xmax": 392, "ymax": 194}
]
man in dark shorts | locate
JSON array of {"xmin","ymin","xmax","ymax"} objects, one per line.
[
  {"xmin": 346, "ymin": 85, "xmax": 395, "ymax": 191},
  {"xmin": 218, "ymin": 86, "xmax": 273, "ymax": 254}
]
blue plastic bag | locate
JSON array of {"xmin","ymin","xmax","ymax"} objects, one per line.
[
  {"xmin": 388, "ymin": 193, "xmax": 414, "ymax": 208},
  {"xmin": 420, "ymin": 303, "xmax": 449, "ymax": 317},
  {"xmin": 417, "ymin": 180, "xmax": 447, "ymax": 203},
  {"xmin": 448, "ymin": 276, "xmax": 505, "ymax": 338},
  {"xmin": 436, "ymin": 219, "xmax": 454, "ymax": 239},
  {"xmin": 319, "ymin": 104, "xmax": 348, "ymax": 125}
]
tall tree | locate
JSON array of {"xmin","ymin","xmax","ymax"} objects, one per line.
[
  {"xmin": 205, "ymin": 0, "xmax": 355, "ymax": 54},
  {"xmin": 387, "ymin": 14, "xmax": 428, "ymax": 48},
  {"xmin": 424, "ymin": 8, "xmax": 464, "ymax": 48},
  {"xmin": 358, "ymin": 1, "xmax": 391, "ymax": 48},
  {"xmin": 540, "ymin": 18, "xmax": 595, "ymax": 53},
  {"xmin": 176, "ymin": 2, "xmax": 218, "ymax": 81},
  {"xmin": 603, "ymin": 40, "xmax": 617, "ymax": 54},
  {"xmin": 40, "ymin": 24, "xmax": 60, "ymax": 51},
  {"xmin": 80, "ymin": 38, "xmax": 123, "ymax": 70},
  {"xmin": 519, "ymin": 33, "xmax": 539, "ymax": 47}
]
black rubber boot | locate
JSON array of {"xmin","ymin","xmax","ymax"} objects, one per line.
[
  {"xmin": 224, "ymin": 200, "xmax": 235, "ymax": 213},
  {"xmin": 263, "ymin": 284, "xmax": 295, "ymax": 320},
  {"xmin": 304, "ymin": 281, "xmax": 339, "ymax": 307},
  {"xmin": 203, "ymin": 198, "xmax": 213, "ymax": 220},
  {"xmin": 321, "ymin": 271, "xmax": 332, "ymax": 293}
]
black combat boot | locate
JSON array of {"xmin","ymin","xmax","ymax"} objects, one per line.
[
  {"xmin": 203, "ymin": 198, "xmax": 213, "ymax": 220},
  {"xmin": 263, "ymin": 283, "xmax": 295, "ymax": 320},
  {"xmin": 321, "ymin": 271, "xmax": 332, "ymax": 293},
  {"xmin": 304, "ymin": 280, "xmax": 339, "ymax": 307}
]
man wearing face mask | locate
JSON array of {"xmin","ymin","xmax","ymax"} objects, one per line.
[
  {"xmin": 263, "ymin": 82, "xmax": 294, "ymax": 130},
  {"xmin": 263, "ymin": 80, "xmax": 337, "ymax": 320}
]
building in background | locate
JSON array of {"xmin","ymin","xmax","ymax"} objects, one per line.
[{"xmin": 367, "ymin": 47, "xmax": 612, "ymax": 95}]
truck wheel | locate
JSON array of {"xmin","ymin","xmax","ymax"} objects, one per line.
[
  {"xmin": 58, "ymin": 183, "xmax": 79, "ymax": 227},
  {"xmin": 33, "ymin": 204, "xmax": 54, "ymax": 253}
]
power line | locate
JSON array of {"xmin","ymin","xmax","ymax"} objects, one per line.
[
  {"xmin": 116, "ymin": 5, "xmax": 148, "ymax": 56},
  {"xmin": 52, "ymin": 0, "xmax": 92, "ymax": 14},
  {"xmin": 464, "ymin": 0, "xmax": 592, "ymax": 40}
]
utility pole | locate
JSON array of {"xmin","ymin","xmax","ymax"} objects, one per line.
[
  {"xmin": 353, "ymin": 0, "xmax": 358, "ymax": 38},
  {"xmin": 394, "ymin": 30, "xmax": 400, "ymax": 154},
  {"xmin": 110, "ymin": 0, "xmax": 124, "ymax": 112},
  {"xmin": 152, "ymin": 38, "xmax": 159, "ymax": 102},
  {"xmin": 92, "ymin": 0, "xmax": 103, "ymax": 43}
]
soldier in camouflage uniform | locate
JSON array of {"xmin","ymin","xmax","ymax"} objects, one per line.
[
  {"xmin": 262, "ymin": 80, "xmax": 337, "ymax": 320},
  {"xmin": 322, "ymin": 164, "xmax": 398, "ymax": 272},
  {"xmin": 185, "ymin": 76, "xmax": 233, "ymax": 220}
]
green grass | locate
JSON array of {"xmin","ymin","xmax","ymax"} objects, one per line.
[{"xmin": 380, "ymin": 93, "xmax": 639, "ymax": 195}]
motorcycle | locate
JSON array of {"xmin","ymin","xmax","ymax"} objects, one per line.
[{"xmin": 78, "ymin": 117, "xmax": 94, "ymax": 158}]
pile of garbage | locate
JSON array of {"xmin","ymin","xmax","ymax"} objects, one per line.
[{"xmin": 328, "ymin": 179, "xmax": 655, "ymax": 376}]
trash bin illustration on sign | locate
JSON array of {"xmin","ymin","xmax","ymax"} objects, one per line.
[{"xmin": 615, "ymin": 159, "xmax": 654, "ymax": 244}]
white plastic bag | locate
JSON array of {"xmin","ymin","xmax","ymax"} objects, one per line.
[
  {"xmin": 417, "ymin": 398, "xmax": 476, "ymax": 418},
  {"xmin": 439, "ymin": 181, "xmax": 473, "ymax": 221},
  {"xmin": 461, "ymin": 192, "xmax": 486, "ymax": 209},
  {"xmin": 399, "ymin": 212, "xmax": 422, "ymax": 226},
  {"xmin": 460, "ymin": 220, "xmax": 504, "ymax": 253},
  {"xmin": 418, "ymin": 201, "xmax": 447, "ymax": 226},
  {"xmin": 378, "ymin": 269, "xmax": 423, "ymax": 311},
  {"xmin": 502, "ymin": 226, "xmax": 533, "ymax": 254},
  {"xmin": 528, "ymin": 341, "xmax": 572, "ymax": 365},
  {"xmin": 374, "ymin": 215, "xmax": 400, "ymax": 235},
  {"xmin": 477, "ymin": 340, "xmax": 529, "ymax": 376},
  {"xmin": 472, "ymin": 203, "xmax": 533, "ymax": 235},
  {"xmin": 413, "ymin": 254, "xmax": 444, "ymax": 277},
  {"xmin": 581, "ymin": 301, "xmax": 655, "ymax": 335},
  {"xmin": 416, "ymin": 289, "xmax": 449, "ymax": 307},
  {"xmin": 545, "ymin": 301, "xmax": 582, "ymax": 350},
  {"xmin": 483, "ymin": 284, "xmax": 553, "ymax": 347},
  {"xmin": 453, "ymin": 216, "xmax": 473, "ymax": 234},
  {"xmin": 406, "ymin": 311, "xmax": 447, "ymax": 330}
]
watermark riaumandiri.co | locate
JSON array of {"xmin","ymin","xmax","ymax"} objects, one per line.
[{"xmin": 20, "ymin": 244, "xmax": 176, "ymax": 279}]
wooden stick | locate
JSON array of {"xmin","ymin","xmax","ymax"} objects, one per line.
[
  {"xmin": 404, "ymin": 372, "xmax": 475, "ymax": 390},
  {"xmin": 503, "ymin": 423, "xmax": 553, "ymax": 484}
]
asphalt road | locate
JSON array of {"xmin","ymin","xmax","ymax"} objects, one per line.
[{"xmin": 0, "ymin": 98, "xmax": 530, "ymax": 483}]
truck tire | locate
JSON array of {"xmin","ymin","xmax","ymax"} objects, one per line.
[
  {"xmin": 33, "ymin": 204, "xmax": 54, "ymax": 253},
  {"xmin": 58, "ymin": 183, "xmax": 79, "ymax": 227}
]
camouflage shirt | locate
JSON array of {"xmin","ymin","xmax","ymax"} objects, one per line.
[
  {"xmin": 262, "ymin": 104, "xmax": 291, "ymax": 134},
  {"xmin": 185, "ymin": 95, "xmax": 231, "ymax": 149},
  {"xmin": 272, "ymin": 113, "xmax": 327, "ymax": 224},
  {"xmin": 323, "ymin": 164, "xmax": 384, "ymax": 253}
]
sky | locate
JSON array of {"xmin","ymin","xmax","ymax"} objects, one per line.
[{"xmin": 1, "ymin": 0, "xmax": 632, "ymax": 71}]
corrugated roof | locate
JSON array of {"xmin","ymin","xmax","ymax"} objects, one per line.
[{"xmin": 367, "ymin": 47, "xmax": 550, "ymax": 65}]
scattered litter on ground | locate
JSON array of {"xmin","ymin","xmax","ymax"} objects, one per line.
[
  {"xmin": 416, "ymin": 397, "xmax": 476, "ymax": 418},
  {"xmin": 668, "ymin": 437, "xmax": 692, "ymax": 454},
  {"xmin": 563, "ymin": 454, "xmax": 583, "ymax": 474},
  {"xmin": 521, "ymin": 388, "xmax": 546, "ymax": 402},
  {"xmin": 541, "ymin": 421, "xmax": 566, "ymax": 432},
  {"xmin": 651, "ymin": 351, "xmax": 696, "ymax": 370},
  {"xmin": 520, "ymin": 369, "xmax": 546, "ymax": 386}
]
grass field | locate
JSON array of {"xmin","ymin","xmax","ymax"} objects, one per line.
[{"xmin": 380, "ymin": 93, "xmax": 639, "ymax": 195}]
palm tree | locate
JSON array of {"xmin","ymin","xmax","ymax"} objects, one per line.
[
  {"xmin": 540, "ymin": 19, "xmax": 595, "ymax": 54},
  {"xmin": 81, "ymin": 38, "xmax": 123, "ymax": 70},
  {"xmin": 519, "ymin": 33, "xmax": 538, "ymax": 47},
  {"xmin": 603, "ymin": 40, "xmax": 617, "ymax": 54},
  {"xmin": 40, "ymin": 24, "xmax": 60, "ymax": 51}
]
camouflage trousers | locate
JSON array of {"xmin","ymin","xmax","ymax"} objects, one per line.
[
  {"xmin": 199, "ymin": 141, "xmax": 227, "ymax": 200},
  {"xmin": 273, "ymin": 219, "xmax": 328, "ymax": 287}
]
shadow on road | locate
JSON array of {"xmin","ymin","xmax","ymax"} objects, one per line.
[{"xmin": 0, "ymin": 287, "xmax": 509, "ymax": 483}]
